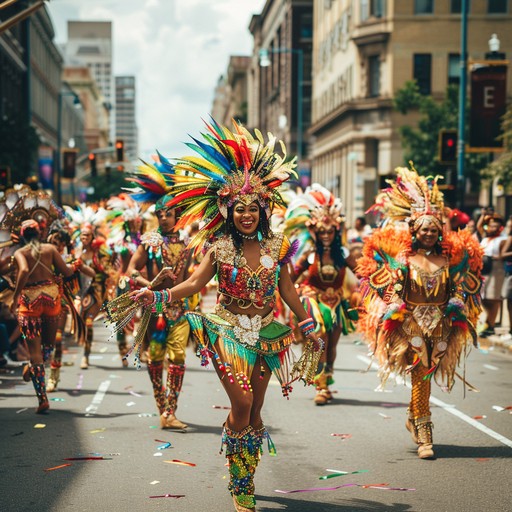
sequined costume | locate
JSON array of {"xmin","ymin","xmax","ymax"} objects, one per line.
[
  {"xmin": 187, "ymin": 232, "xmax": 300, "ymax": 398},
  {"xmin": 140, "ymin": 229, "xmax": 198, "ymax": 421},
  {"xmin": 17, "ymin": 277, "xmax": 63, "ymax": 339},
  {"xmin": 357, "ymin": 167, "xmax": 483, "ymax": 459}
]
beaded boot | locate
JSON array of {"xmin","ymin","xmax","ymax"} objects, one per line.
[
  {"xmin": 160, "ymin": 363, "xmax": 188, "ymax": 429},
  {"xmin": 147, "ymin": 361, "xmax": 166, "ymax": 414},
  {"xmin": 46, "ymin": 362, "xmax": 61, "ymax": 393},
  {"xmin": 29, "ymin": 364, "xmax": 49, "ymax": 414},
  {"xmin": 416, "ymin": 418, "xmax": 434, "ymax": 459}
]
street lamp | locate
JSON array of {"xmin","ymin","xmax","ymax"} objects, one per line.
[
  {"xmin": 56, "ymin": 88, "xmax": 81, "ymax": 205},
  {"xmin": 259, "ymin": 47, "xmax": 304, "ymax": 163}
]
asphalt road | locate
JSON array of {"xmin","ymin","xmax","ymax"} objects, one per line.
[{"xmin": 1, "ymin": 319, "xmax": 511, "ymax": 512}]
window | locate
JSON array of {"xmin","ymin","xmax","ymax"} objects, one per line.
[
  {"xmin": 451, "ymin": 0, "xmax": 471, "ymax": 12},
  {"xmin": 414, "ymin": 0, "xmax": 434, "ymax": 14},
  {"xmin": 488, "ymin": 0, "xmax": 507, "ymax": 13},
  {"xmin": 413, "ymin": 54, "xmax": 432, "ymax": 95},
  {"xmin": 448, "ymin": 53, "xmax": 460, "ymax": 85},
  {"xmin": 361, "ymin": 0, "xmax": 386, "ymax": 21},
  {"xmin": 368, "ymin": 55, "xmax": 380, "ymax": 97}
]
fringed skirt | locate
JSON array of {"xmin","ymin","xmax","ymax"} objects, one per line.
[{"xmin": 187, "ymin": 304, "xmax": 311, "ymax": 398}]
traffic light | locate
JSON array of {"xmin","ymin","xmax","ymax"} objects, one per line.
[
  {"xmin": 115, "ymin": 139, "xmax": 124, "ymax": 163},
  {"xmin": 88, "ymin": 152, "xmax": 97, "ymax": 176},
  {"xmin": 62, "ymin": 149, "xmax": 77, "ymax": 179},
  {"xmin": 439, "ymin": 129, "xmax": 458, "ymax": 164},
  {"xmin": 0, "ymin": 165, "xmax": 11, "ymax": 190}
]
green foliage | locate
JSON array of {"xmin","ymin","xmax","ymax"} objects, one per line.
[
  {"xmin": 0, "ymin": 113, "xmax": 40, "ymax": 183},
  {"xmin": 84, "ymin": 168, "xmax": 129, "ymax": 201},
  {"xmin": 394, "ymin": 80, "xmax": 486, "ymax": 186},
  {"xmin": 481, "ymin": 106, "xmax": 512, "ymax": 189}
]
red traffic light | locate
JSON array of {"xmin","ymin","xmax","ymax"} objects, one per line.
[
  {"xmin": 88, "ymin": 152, "xmax": 97, "ymax": 176},
  {"xmin": 439, "ymin": 129, "xmax": 457, "ymax": 164},
  {"xmin": 115, "ymin": 139, "xmax": 124, "ymax": 162}
]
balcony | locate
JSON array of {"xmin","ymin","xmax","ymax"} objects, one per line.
[{"xmin": 352, "ymin": 18, "xmax": 391, "ymax": 47}]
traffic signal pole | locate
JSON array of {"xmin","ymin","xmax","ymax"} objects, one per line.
[{"xmin": 456, "ymin": 0, "xmax": 468, "ymax": 209}]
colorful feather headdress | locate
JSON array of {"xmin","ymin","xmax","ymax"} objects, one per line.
[
  {"xmin": 283, "ymin": 183, "xmax": 345, "ymax": 259},
  {"xmin": 63, "ymin": 203, "xmax": 108, "ymax": 238},
  {"xmin": 369, "ymin": 165, "xmax": 444, "ymax": 232},
  {"xmin": 127, "ymin": 153, "xmax": 175, "ymax": 211},
  {"xmin": 162, "ymin": 119, "xmax": 297, "ymax": 251}
]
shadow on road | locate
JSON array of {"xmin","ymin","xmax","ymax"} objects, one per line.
[{"xmin": 257, "ymin": 495, "xmax": 414, "ymax": 511}]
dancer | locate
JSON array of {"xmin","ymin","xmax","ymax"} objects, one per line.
[
  {"xmin": 11, "ymin": 220, "xmax": 84, "ymax": 412},
  {"xmin": 108, "ymin": 120, "xmax": 323, "ymax": 512},
  {"xmin": 106, "ymin": 194, "xmax": 143, "ymax": 364},
  {"xmin": 284, "ymin": 183, "xmax": 358, "ymax": 405},
  {"xmin": 46, "ymin": 228, "xmax": 92, "ymax": 391},
  {"xmin": 65, "ymin": 205, "xmax": 112, "ymax": 369},
  {"xmin": 357, "ymin": 166, "xmax": 482, "ymax": 459},
  {"xmin": 124, "ymin": 164, "xmax": 199, "ymax": 429}
]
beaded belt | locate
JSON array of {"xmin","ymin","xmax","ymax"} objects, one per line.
[{"xmin": 214, "ymin": 304, "xmax": 274, "ymax": 347}]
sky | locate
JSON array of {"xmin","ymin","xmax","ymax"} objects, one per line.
[{"xmin": 47, "ymin": 0, "xmax": 266, "ymax": 160}]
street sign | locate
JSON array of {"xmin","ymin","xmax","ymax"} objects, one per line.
[{"xmin": 468, "ymin": 60, "xmax": 508, "ymax": 152}]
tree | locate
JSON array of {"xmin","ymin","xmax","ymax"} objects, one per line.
[
  {"xmin": 394, "ymin": 80, "xmax": 486, "ymax": 189},
  {"xmin": 481, "ymin": 105, "xmax": 512, "ymax": 189}
]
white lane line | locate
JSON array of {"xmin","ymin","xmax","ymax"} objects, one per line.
[
  {"xmin": 85, "ymin": 380, "xmax": 111, "ymax": 417},
  {"xmin": 483, "ymin": 364, "xmax": 499, "ymax": 371},
  {"xmin": 357, "ymin": 355, "xmax": 512, "ymax": 449}
]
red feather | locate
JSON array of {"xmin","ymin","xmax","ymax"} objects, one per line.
[{"xmin": 222, "ymin": 139, "xmax": 242, "ymax": 168}]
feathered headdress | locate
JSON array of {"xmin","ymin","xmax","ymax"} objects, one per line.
[
  {"xmin": 161, "ymin": 118, "xmax": 297, "ymax": 252},
  {"xmin": 283, "ymin": 183, "xmax": 345, "ymax": 258},
  {"xmin": 63, "ymin": 203, "xmax": 108, "ymax": 238},
  {"xmin": 369, "ymin": 165, "xmax": 444, "ymax": 233},
  {"xmin": 127, "ymin": 153, "xmax": 175, "ymax": 211},
  {"xmin": 0, "ymin": 186, "xmax": 62, "ymax": 242}
]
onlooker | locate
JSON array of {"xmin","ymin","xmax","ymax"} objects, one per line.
[{"xmin": 478, "ymin": 212, "xmax": 507, "ymax": 337}]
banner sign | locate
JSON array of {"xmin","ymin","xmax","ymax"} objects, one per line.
[
  {"xmin": 38, "ymin": 145, "xmax": 54, "ymax": 190},
  {"xmin": 469, "ymin": 62, "xmax": 507, "ymax": 151}
]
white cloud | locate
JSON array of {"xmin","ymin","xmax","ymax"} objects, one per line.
[{"xmin": 47, "ymin": 0, "xmax": 265, "ymax": 159}]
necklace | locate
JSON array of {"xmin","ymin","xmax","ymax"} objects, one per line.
[
  {"xmin": 417, "ymin": 248, "xmax": 433, "ymax": 256},
  {"xmin": 239, "ymin": 232, "xmax": 258, "ymax": 240}
]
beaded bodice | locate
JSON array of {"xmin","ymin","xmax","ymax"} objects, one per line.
[
  {"xmin": 406, "ymin": 261, "xmax": 450, "ymax": 305},
  {"xmin": 303, "ymin": 253, "xmax": 345, "ymax": 291},
  {"xmin": 214, "ymin": 233, "xmax": 287, "ymax": 309}
]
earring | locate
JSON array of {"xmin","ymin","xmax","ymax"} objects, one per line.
[
  {"xmin": 438, "ymin": 235, "xmax": 443, "ymax": 242},
  {"xmin": 257, "ymin": 230, "xmax": 263, "ymax": 242},
  {"xmin": 412, "ymin": 235, "xmax": 417, "ymax": 242}
]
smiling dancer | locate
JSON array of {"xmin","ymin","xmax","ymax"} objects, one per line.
[
  {"xmin": 357, "ymin": 166, "xmax": 482, "ymax": 459},
  {"xmin": 106, "ymin": 120, "xmax": 323, "ymax": 511}
]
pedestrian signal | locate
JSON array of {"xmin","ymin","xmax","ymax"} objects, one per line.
[
  {"xmin": 439, "ymin": 130, "xmax": 457, "ymax": 164},
  {"xmin": 62, "ymin": 150, "xmax": 77, "ymax": 179}
]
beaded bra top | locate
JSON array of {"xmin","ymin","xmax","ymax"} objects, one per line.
[
  {"xmin": 303, "ymin": 253, "xmax": 346, "ymax": 290},
  {"xmin": 407, "ymin": 261, "xmax": 450, "ymax": 303},
  {"xmin": 214, "ymin": 233, "xmax": 291, "ymax": 310}
]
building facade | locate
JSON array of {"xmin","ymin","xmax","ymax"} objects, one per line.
[
  {"xmin": 310, "ymin": 0, "xmax": 512, "ymax": 225},
  {"xmin": 65, "ymin": 21, "xmax": 114, "ymax": 138},
  {"xmin": 115, "ymin": 75, "xmax": 138, "ymax": 163},
  {"xmin": 211, "ymin": 56, "xmax": 251, "ymax": 126},
  {"xmin": 249, "ymin": 0, "xmax": 313, "ymax": 183}
]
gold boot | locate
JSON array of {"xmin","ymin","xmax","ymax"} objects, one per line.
[
  {"xmin": 416, "ymin": 419, "xmax": 434, "ymax": 459},
  {"xmin": 313, "ymin": 373, "xmax": 331, "ymax": 406},
  {"xmin": 46, "ymin": 366, "xmax": 61, "ymax": 393},
  {"xmin": 405, "ymin": 410, "xmax": 419, "ymax": 444},
  {"xmin": 160, "ymin": 412, "xmax": 188, "ymax": 430}
]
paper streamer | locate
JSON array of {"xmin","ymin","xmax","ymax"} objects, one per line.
[
  {"xmin": 164, "ymin": 459, "xmax": 196, "ymax": 467},
  {"xmin": 319, "ymin": 469, "xmax": 369, "ymax": 480},
  {"xmin": 45, "ymin": 464, "xmax": 72, "ymax": 472},
  {"xmin": 149, "ymin": 494, "xmax": 185, "ymax": 499},
  {"xmin": 275, "ymin": 483, "xmax": 415, "ymax": 493}
]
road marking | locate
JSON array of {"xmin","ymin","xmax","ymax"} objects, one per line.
[
  {"xmin": 85, "ymin": 380, "xmax": 111, "ymax": 417},
  {"xmin": 357, "ymin": 355, "xmax": 512, "ymax": 449},
  {"xmin": 483, "ymin": 364, "xmax": 499, "ymax": 371}
]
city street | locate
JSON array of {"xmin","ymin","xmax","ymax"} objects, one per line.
[{"xmin": 1, "ymin": 312, "xmax": 511, "ymax": 512}]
